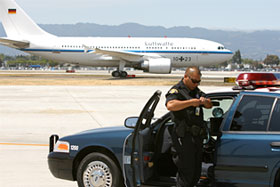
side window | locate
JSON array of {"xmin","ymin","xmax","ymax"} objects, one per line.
[
  {"xmin": 269, "ymin": 99, "xmax": 280, "ymax": 131},
  {"xmin": 230, "ymin": 95, "xmax": 274, "ymax": 131}
]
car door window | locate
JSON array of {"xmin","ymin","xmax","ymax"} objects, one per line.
[
  {"xmin": 269, "ymin": 99, "xmax": 280, "ymax": 131},
  {"xmin": 230, "ymin": 95, "xmax": 274, "ymax": 131}
]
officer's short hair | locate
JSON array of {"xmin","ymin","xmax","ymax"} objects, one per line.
[{"xmin": 185, "ymin": 66, "xmax": 201, "ymax": 76}]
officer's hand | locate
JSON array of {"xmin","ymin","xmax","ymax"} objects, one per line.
[
  {"xmin": 200, "ymin": 97, "xmax": 206, "ymax": 104},
  {"xmin": 192, "ymin": 98, "xmax": 201, "ymax": 107},
  {"xmin": 200, "ymin": 97, "xmax": 213, "ymax": 108}
]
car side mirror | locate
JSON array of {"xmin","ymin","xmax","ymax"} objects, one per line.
[{"xmin": 124, "ymin": 117, "xmax": 138, "ymax": 129}]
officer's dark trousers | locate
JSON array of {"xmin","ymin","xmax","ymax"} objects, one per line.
[{"xmin": 173, "ymin": 133, "xmax": 203, "ymax": 187}]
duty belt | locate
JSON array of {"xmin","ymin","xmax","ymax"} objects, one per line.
[{"xmin": 185, "ymin": 125, "xmax": 205, "ymax": 137}]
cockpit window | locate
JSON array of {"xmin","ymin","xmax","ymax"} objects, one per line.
[{"xmin": 218, "ymin": 46, "xmax": 225, "ymax": 50}]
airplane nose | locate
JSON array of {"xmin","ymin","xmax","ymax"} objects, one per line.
[{"xmin": 225, "ymin": 50, "xmax": 233, "ymax": 60}]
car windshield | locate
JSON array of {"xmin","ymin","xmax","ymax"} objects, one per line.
[{"xmin": 203, "ymin": 97, "xmax": 234, "ymax": 121}]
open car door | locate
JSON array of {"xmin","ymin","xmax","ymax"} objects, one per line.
[{"xmin": 123, "ymin": 90, "xmax": 162, "ymax": 187}]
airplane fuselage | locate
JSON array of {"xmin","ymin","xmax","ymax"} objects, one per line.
[{"xmin": 22, "ymin": 36, "xmax": 232, "ymax": 68}]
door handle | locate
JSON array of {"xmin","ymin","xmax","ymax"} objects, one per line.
[{"xmin": 270, "ymin": 142, "xmax": 280, "ymax": 147}]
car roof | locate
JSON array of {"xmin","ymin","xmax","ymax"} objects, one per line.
[{"xmin": 206, "ymin": 87, "xmax": 280, "ymax": 97}]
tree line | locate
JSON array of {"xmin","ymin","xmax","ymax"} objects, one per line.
[
  {"xmin": 221, "ymin": 50, "xmax": 280, "ymax": 70},
  {"xmin": 0, "ymin": 54, "xmax": 59, "ymax": 68}
]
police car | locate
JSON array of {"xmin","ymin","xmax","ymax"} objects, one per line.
[{"xmin": 48, "ymin": 72, "xmax": 280, "ymax": 187}]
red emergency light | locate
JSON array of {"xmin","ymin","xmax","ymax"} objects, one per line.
[{"xmin": 235, "ymin": 72, "xmax": 280, "ymax": 89}]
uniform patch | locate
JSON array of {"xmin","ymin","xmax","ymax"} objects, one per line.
[{"xmin": 169, "ymin": 89, "xmax": 178, "ymax": 94}]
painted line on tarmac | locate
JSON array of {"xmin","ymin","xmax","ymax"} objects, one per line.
[{"xmin": 0, "ymin": 143, "xmax": 49, "ymax": 147}]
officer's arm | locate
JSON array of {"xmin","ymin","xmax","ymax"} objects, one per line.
[{"xmin": 166, "ymin": 99, "xmax": 200, "ymax": 111}]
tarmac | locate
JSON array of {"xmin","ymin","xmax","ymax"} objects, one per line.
[{"xmin": 0, "ymin": 76, "xmax": 231, "ymax": 186}]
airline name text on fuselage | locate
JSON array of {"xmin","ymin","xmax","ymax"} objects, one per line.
[{"xmin": 144, "ymin": 42, "xmax": 174, "ymax": 47}]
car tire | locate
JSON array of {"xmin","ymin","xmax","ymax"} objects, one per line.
[
  {"xmin": 77, "ymin": 152, "xmax": 124, "ymax": 187},
  {"xmin": 274, "ymin": 169, "xmax": 280, "ymax": 187}
]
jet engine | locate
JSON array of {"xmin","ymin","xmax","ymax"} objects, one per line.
[{"xmin": 141, "ymin": 58, "xmax": 172, "ymax": 74}]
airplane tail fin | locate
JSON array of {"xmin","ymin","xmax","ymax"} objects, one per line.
[{"xmin": 0, "ymin": 0, "xmax": 54, "ymax": 39}]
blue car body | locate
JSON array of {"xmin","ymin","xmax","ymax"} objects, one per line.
[
  {"xmin": 48, "ymin": 90, "xmax": 280, "ymax": 187},
  {"xmin": 48, "ymin": 126, "xmax": 133, "ymax": 181},
  {"xmin": 214, "ymin": 91, "xmax": 280, "ymax": 187}
]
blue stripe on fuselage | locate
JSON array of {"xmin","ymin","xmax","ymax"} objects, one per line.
[{"xmin": 20, "ymin": 48, "xmax": 233, "ymax": 54}]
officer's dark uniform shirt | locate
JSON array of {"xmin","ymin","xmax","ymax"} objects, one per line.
[{"xmin": 166, "ymin": 79, "xmax": 205, "ymax": 137}]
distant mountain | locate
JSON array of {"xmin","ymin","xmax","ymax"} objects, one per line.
[{"xmin": 1, "ymin": 22, "xmax": 280, "ymax": 60}]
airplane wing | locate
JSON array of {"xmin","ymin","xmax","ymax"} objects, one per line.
[
  {"xmin": 0, "ymin": 38, "xmax": 30, "ymax": 49},
  {"xmin": 93, "ymin": 48, "xmax": 144, "ymax": 62},
  {"xmin": 83, "ymin": 45, "xmax": 161, "ymax": 62}
]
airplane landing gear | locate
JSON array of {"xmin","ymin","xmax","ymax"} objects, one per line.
[
  {"xmin": 112, "ymin": 71, "xmax": 128, "ymax": 78},
  {"xmin": 120, "ymin": 71, "xmax": 128, "ymax": 78},
  {"xmin": 112, "ymin": 71, "xmax": 120, "ymax": 77},
  {"xmin": 111, "ymin": 60, "xmax": 130, "ymax": 78}
]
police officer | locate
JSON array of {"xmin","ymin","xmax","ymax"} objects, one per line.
[{"xmin": 166, "ymin": 66, "xmax": 212, "ymax": 187}]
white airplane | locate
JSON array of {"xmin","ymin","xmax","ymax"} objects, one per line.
[{"xmin": 0, "ymin": 0, "xmax": 233, "ymax": 77}]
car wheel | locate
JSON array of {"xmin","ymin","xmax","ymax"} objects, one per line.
[
  {"xmin": 77, "ymin": 152, "xmax": 123, "ymax": 187},
  {"xmin": 274, "ymin": 169, "xmax": 280, "ymax": 187}
]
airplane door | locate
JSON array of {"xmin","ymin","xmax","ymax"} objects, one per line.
[{"xmin": 123, "ymin": 90, "xmax": 161, "ymax": 187}]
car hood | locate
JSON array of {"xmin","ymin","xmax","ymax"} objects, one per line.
[
  {"xmin": 76, "ymin": 126, "xmax": 132, "ymax": 135},
  {"xmin": 59, "ymin": 126, "xmax": 133, "ymax": 142}
]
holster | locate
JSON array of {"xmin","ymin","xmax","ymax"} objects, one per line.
[
  {"xmin": 171, "ymin": 126, "xmax": 183, "ymax": 154},
  {"xmin": 174, "ymin": 119, "xmax": 207, "ymax": 139},
  {"xmin": 191, "ymin": 125, "xmax": 201, "ymax": 136},
  {"xmin": 174, "ymin": 120, "xmax": 186, "ymax": 138},
  {"xmin": 185, "ymin": 124, "xmax": 207, "ymax": 138}
]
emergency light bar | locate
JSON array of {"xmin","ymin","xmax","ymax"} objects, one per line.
[{"xmin": 234, "ymin": 72, "xmax": 280, "ymax": 90}]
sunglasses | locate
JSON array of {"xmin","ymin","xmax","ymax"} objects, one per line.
[{"xmin": 188, "ymin": 76, "xmax": 201, "ymax": 84}]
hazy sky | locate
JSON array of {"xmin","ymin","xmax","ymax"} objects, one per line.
[{"xmin": 15, "ymin": 0, "xmax": 280, "ymax": 31}]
